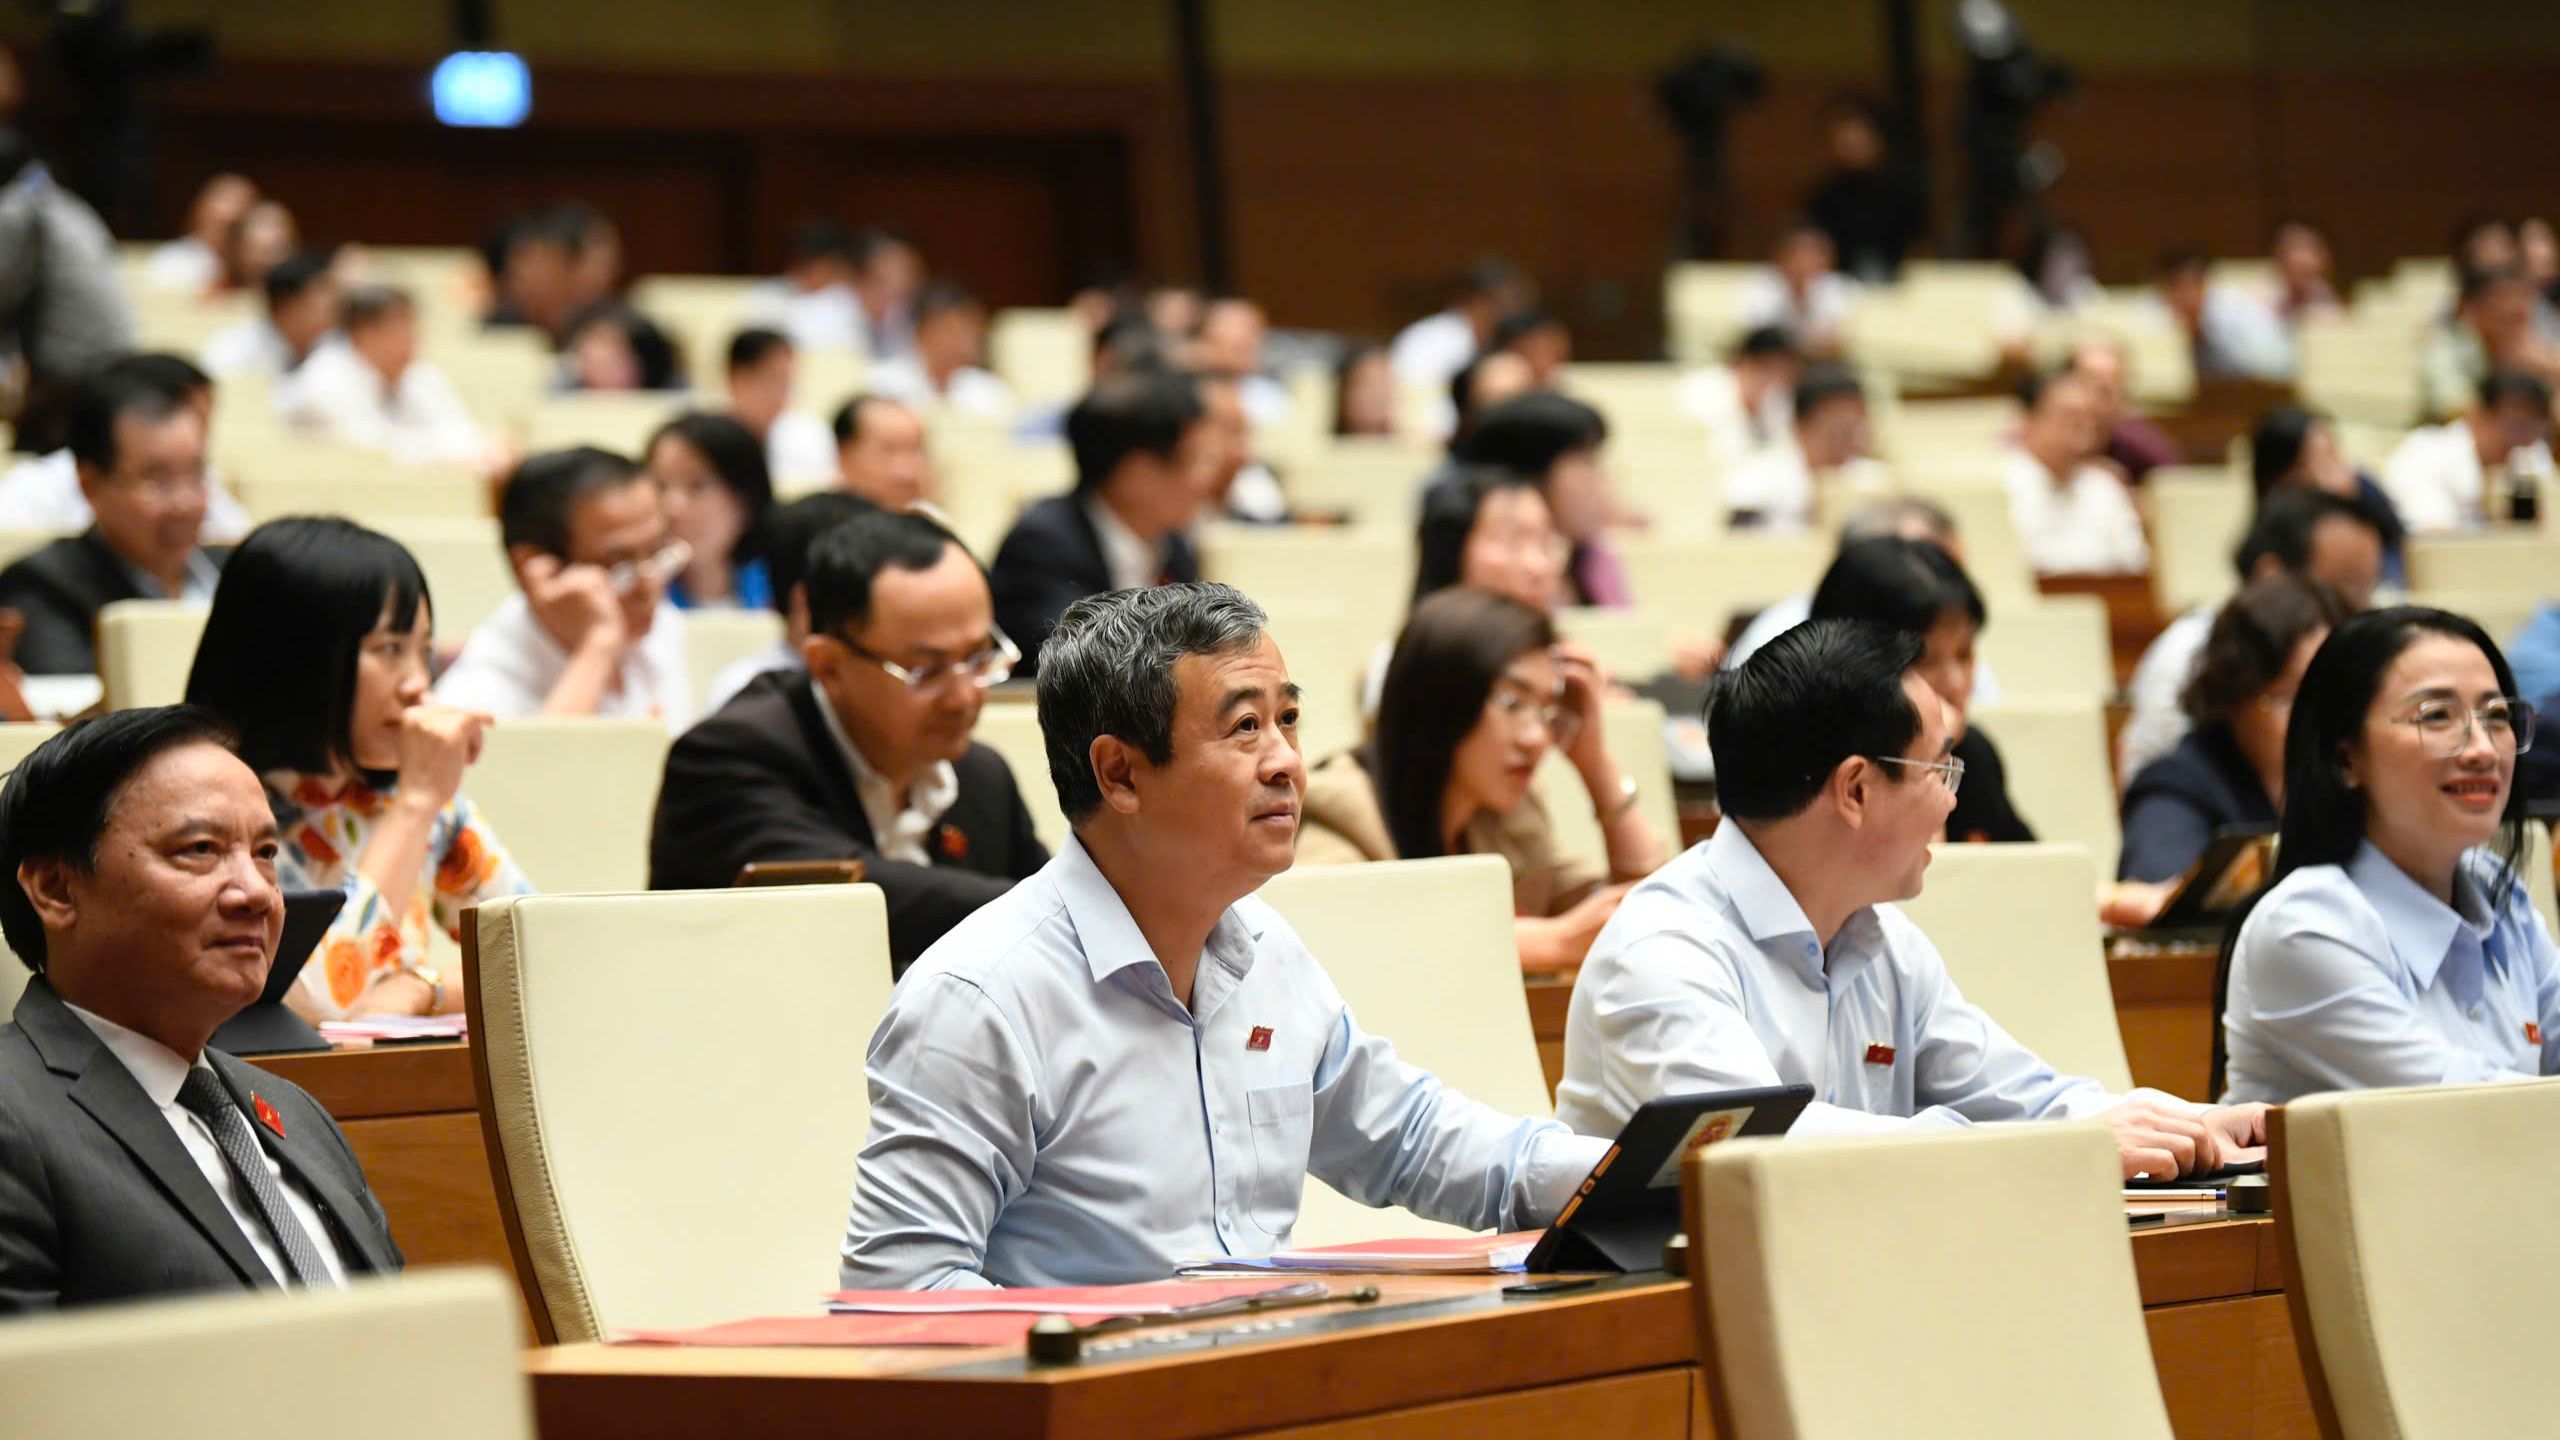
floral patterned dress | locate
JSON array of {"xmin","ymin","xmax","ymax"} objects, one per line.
[{"xmin": 270, "ymin": 774, "xmax": 534, "ymax": 1018}]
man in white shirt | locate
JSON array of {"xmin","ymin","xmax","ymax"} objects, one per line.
[
  {"xmin": 201, "ymin": 250, "xmax": 336, "ymax": 382},
  {"xmin": 723, "ymin": 327, "xmax": 839, "ymax": 490},
  {"xmin": 2003, "ymin": 370, "xmax": 2150, "ymax": 575},
  {"xmin": 740, "ymin": 219, "xmax": 868, "ymax": 353},
  {"xmin": 1680, "ymin": 324, "xmax": 1800, "ymax": 472},
  {"xmin": 2381, "ymin": 369, "xmax": 2553, "ymax": 533},
  {"xmin": 0, "ymin": 706, "xmax": 403, "ymax": 1309},
  {"xmin": 1390, "ymin": 258, "xmax": 1530, "ymax": 390},
  {"xmin": 1722, "ymin": 363, "xmax": 1890, "ymax": 532},
  {"xmin": 278, "ymin": 286, "xmax": 493, "ymax": 469},
  {"xmin": 865, "ymin": 280, "xmax": 1016, "ymax": 421},
  {"xmin": 1736, "ymin": 220, "xmax": 1861, "ymax": 358},
  {"xmin": 841, "ymin": 583, "xmax": 1607, "ymax": 1288},
  {"xmin": 436, "ymin": 447, "xmax": 691, "ymax": 726},
  {"xmin": 1558, "ymin": 618, "xmax": 2266, "ymax": 1177},
  {"xmin": 832, "ymin": 394, "xmax": 934, "ymax": 513},
  {"xmin": 144, "ymin": 174, "xmax": 255, "ymax": 295},
  {"xmin": 0, "ymin": 352, "xmax": 250, "ymax": 541},
  {"xmin": 851, "ymin": 227, "xmax": 925, "ymax": 364},
  {"xmin": 2116, "ymin": 491, "xmax": 2385, "ymax": 785},
  {"xmin": 1190, "ymin": 296, "xmax": 1291, "ymax": 428}
]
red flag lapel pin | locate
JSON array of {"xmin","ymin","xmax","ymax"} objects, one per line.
[
  {"xmin": 937, "ymin": 824, "xmax": 969, "ymax": 862},
  {"xmin": 1246, "ymin": 1026, "xmax": 1274, "ymax": 1052},
  {"xmin": 252, "ymin": 1093, "xmax": 287, "ymax": 1139},
  {"xmin": 2530, "ymin": 1021, "xmax": 2544, "ymax": 1046},
  {"xmin": 1862, "ymin": 1043, "xmax": 1896, "ymax": 1067}
]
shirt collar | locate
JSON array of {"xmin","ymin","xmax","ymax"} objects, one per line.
[
  {"xmin": 1051, "ymin": 833, "xmax": 1264, "ymax": 990},
  {"xmin": 2346, "ymin": 840, "xmax": 2493, "ymax": 991},
  {"xmin": 1082, "ymin": 496, "xmax": 1162, "ymax": 592},
  {"xmin": 110, "ymin": 546, "xmax": 218, "ymax": 603},
  {"xmin": 61, "ymin": 999, "xmax": 201, "ymax": 1105},
  {"xmin": 1703, "ymin": 820, "xmax": 1885, "ymax": 983}
]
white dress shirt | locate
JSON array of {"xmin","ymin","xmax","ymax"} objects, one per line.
[
  {"xmin": 2379, "ymin": 418, "xmax": 2543, "ymax": 535},
  {"xmin": 61, "ymin": 1003, "xmax": 349, "ymax": 1287},
  {"xmin": 200, "ymin": 317, "xmax": 294, "ymax": 380},
  {"xmin": 1736, "ymin": 271, "xmax": 1861, "ymax": 351},
  {"xmin": 1388, "ymin": 310, "xmax": 1477, "ymax": 388},
  {"xmin": 2223, "ymin": 843, "xmax": 2560, "ymax": 1104},
  {"xmin": 145, "ymin": 237, "xmax": 220, "ymax": 295},
  {"xmin": 765, "ymin": 411, "xmax": 840, "ymax": 491},
  {"xmin": 841, "ymin": 835, "xmax": 1606, "ymax": 1289},
  {"xmin": 809, "ymin": 678, "xmax": 959, "ymax": 864},
  {"xmin": 740, "ymin": 279, "xmax": 869, "ymax": 354},
  {"xmin": 0, "ymin": 448, "xmax": 252, "ymax": 543},
  {"xmin": 276, "ymin": 337, "xmax": 489, "ymax": 467},
  {"xmin": 433, "ymin": 592, "xmax": 691, "ymax": 728},
  {"xmin": 1556, "ymin": 822, "xmax": 2192, "ymax": 1139},
  {"xmin": 866, "ymin": 357, "xmax": 1017, "ymax": 421},
  {"xmin": 1083, "ymin": 497, "xmax": 1163, "ymax": 593},
  {"xmin": 1679, "ymin": 365, "xmax": 1792, "ymax": 472},
  {"xmin": 2115, "ymin": 605, "xmax": 2213, "ymax": 787},
  {"xmin": 1720, "ymin": 447, "xmax": 1892, "ymax": 533},
  {"xmin": 2002, "ymin": 449, "xmax": 2150, "ymax": 575}
]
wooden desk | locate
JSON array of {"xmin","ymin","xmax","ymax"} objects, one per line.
[
  {"xmin": 525, "ymin": 1218, "xmax": 2310, "ymax": 1440},
  {"xmin": 247, "ymin": 1043, "xmax": 513, "ymax": 1277}
]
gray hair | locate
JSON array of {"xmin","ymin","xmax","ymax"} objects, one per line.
[
  {"xmin": 1839, "ymin": 495, "xmax": 1956, "ymax": 547},
  {"xmin": 1036, "ymin": 583, "xmax": 1269, "ymax": 822}
]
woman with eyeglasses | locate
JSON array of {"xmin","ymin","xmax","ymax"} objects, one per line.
[
  {"xmin": 185, "ymin": 517, "xmax": 533, "ymax": 1020},
  {"xmin": 2220, "ymin": 606, "xmax": 2560, "ymax": 1102},
  {"xmin": 1301, "ymin": 587, "xmax": 1665, "ymax": 973},
  {"xmin": 2116, "ymin": 575, "xmax": 2343, "ymax": 900},
  {"xmin": 646, "ymin": 411, "xmax": 775, "ymax": 610},
  {"xmin": 1804, "ymin": 536, "xmax": 2031, "ymax": 846}
]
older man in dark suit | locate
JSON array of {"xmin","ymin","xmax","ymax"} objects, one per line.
[
  {"xmin": 987, "ymin": 368, "xmax": 1211, "ymax": 677},
  {"xmin": 0, "ymin": 707, "xmax": 402, "ymax": 1312},
  {"xmin": 651, "ymin": 508, "xmax": 1046, "ymax": 972}
]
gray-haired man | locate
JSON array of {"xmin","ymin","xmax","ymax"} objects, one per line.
[{"xmin": 839, "ymin": 583, "xmax": 1605, "ymax": 1289}]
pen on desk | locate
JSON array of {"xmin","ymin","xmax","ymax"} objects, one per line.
[{"xmin": 1027, "ymin": 1284, "xmax": 1381, "ymax": 1363}]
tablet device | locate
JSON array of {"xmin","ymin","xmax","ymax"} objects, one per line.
[
  {"xmin": 1522, "ymin": 1085, "xmax": 1815, "ymax": 1274},
  {"xmin": 2140, "ymin": 827, "xmax": 2276, "ymax": 938},
  {"xmin": 209, "ymin": 890, "xmax": 346, "ymax": 1057}
]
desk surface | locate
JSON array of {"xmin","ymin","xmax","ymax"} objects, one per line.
[{"xmin": 527, "ymin": 1217, "xmax": 2287, "ymax": 1440}]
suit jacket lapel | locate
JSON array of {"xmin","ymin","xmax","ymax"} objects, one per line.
[
  {"xmin": 783, "ymin": 678, "xmax": 878, "ymax": 849},
  {"xmin": 16, "ymin": 982, "xmax": 277, "ymax": 1289},
  {"xmin": 209, "ymin": 1053, "xmax": 393, "ymax": 1275}
]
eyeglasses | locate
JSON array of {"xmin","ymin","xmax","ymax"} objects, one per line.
[
  {"xmin": 604, "ymin": 540, "xmax": 692, "ymax": 595},
  {"xmin": 2392, "ymin": 697, "xmax": 2536, "ymax": 758},
  {"xmin": 1485, "ymin": 684, "xmax": 1582, "ymax": 750},
  {"xmin": 1875, "ymin": 754, "xmax": 1967, "ymax": 796},
  {"xmin": 841, "ymin": 628, "xmax": 1021, "ymax": 692}
]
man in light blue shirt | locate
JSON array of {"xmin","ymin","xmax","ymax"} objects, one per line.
[
  {"xmin": 841, "ymin": 583, "xmax": 1606, "ymax": 1289},
  {"xmin": 1558, "ymin": 619, "xmax": 2266, "ymax": 1178}
]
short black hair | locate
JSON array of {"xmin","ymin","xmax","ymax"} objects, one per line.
[
  {"xmin": 563, "ymin": 301, "xmax": 685, "ymax": 391},
  {"xmin": 2479, "ymin": 368, "xmax": 2554, "ymax": 413},
  {"xmin": 2179, "ymin": 573, "xmax": 2346, "ymax": 725},
  {"xmin": 2248, "ymin": 406, "xmax": 2322, "ymax": 497},
  {"xmin": 66, "ymin": 361, "xmax": 190, "ymax": 474},
  {"xmin": 849, "ymin": 225, "xmax": 916, "ymax": 271},
  {"xmin": 340, "ymin": 284, "xmax": 413, "ymax": 333},
  {"xmin": 830, "ymin": 392, "xmax": 911, "ymax": 447},
  {"xmin": 262, "ymin": 250, "xmax": 334, "ymax": 309},
  {"xmin": 1791, "ymin": 362, "xmax": 1866, "ymax": 419},
  {"xmin": 726, "ymin": 326, "xmax": 793, "ymax": 374},
  {"xmin": 1734, "ymin": 324, "xmax": 1798, "ymax": 362},
  {"xmin": 1459, "ymin": 258, "xmax": 1523, "ymax": 302},
  {"xmin": 1491, "ymin": 307, "xmax": 1566, "ymax": 351},
  {"xmin": 784, "ymin": 218, "xmax": 859, "ymax": 265},
  {"xmin": 500, "ymin": 446, "xmax": 647, "ymax": 556},
  {"xmin": 1066, "ymin": 370, "xmax": 1203, "ymax": 494},
  {"xmin": 2459, "ymin": 264, "xmax": 2530, "ymax": 306},
  {"xmin": 913, "ymin": 278, "xmax": 982, "ymax": 324},
  {"xmin": 1707, "ymin": 618, "xmax": 1926, "ymax": 823},
  {"xmin": 803, "ymin": 508, "xmax": 969, "ymax": 639},
  {"xmin": 2234, "ymin": 489, "xmax": 2381, "ymax": 579},
  {"xmin": 2154, "ymin": 245, "xmax": 2210, "ymax": 277},
  {"xmin": 1455, "ymin": 391, "xmax": 1608, "ymax": 480},
  {"xmin": 0, "ymin": 706, "xmax": 243, "ymax": 972},
  {"xmin": 185, "ymin": 518, "xmax": 432, "ymax": 779},
  {"xmin": 646, "ymin": 412, "xmax": 774, "ymax": 564},
  {"xmin": 1036, "ymin": 583, "xmax": 1270, "ymax": 822},
  {"xmin": 2016, "ymin": 365, "xmax": 2067, "ymax": 411},
  {"xmin": 755, "ymin": 491, "xmax": 880, "ymax": 618},
  {"xmin": 1810, "ymin": 536, "xmax": 1987, "ymax": 637}
]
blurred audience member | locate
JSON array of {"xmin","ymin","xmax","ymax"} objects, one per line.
[
  {"xmin": 146, "ymin": 173, "xmax": 255, "ymax": 294},
  {"xmin": 870, "ymin": 279, "xmax": 1015, "ymax": 420},
  {"xmin": 2153, "ymin": 246, "xmax": 2291, "ymax": 381},
  {"xmin": 1681, "ymin": 324, "xmax": 1800, "ymax": 470},
  {"xmin": 702, "ymin": 491, "xmax": 878, "ymax": 711},
  {"xmin": 1331, "ymin": 342, "xmax": 1399, "ymax": 438},
  {"xmin": 202, "ymin": 249, "xmax": 337, "ymax": 381},
  {"xmin": 2419, "ymin": 265, "xmax": 2559, "ymax": 419},
  {"xmin": 2065, "ymin": 337, "xmax": 2179, "ymax": 481},
  {"xmin": 1442, "ymin": 346, "xmax": 1537, "ymax": 447},
  {"xmin": 482, "ymin": 208, "xmax": 581, "ymax": 342},
  {"xmin": 1492, "ymin": 307, "xmax": 1573, "ymax": 388},
  {"xmin": 1192, "ymin": 296, "xmax": 1291, "ymax": 426},
  {"xmin": 0, "ymin": 353, "xmax": 249, "ymax": 542},
  {"xmin": 1392, "ymin": 258, "xmax": 1530, "ymax": 390},
  {"xmin": 2383, "ymin": 369, "xmax": 2554, "ymax": 532},
  {"xmin": 279, "ymin": 286, "xmax": 492, "ymax": 468},
  {"xmin": 2522, "ymin": 217, "xmax": 2560, "ymax": 313},
  {"xmin": 744, "ymin": 219, "xmax": 866, "ymax": 352},
  {"xmin": 1994, "ymin": 222, "xmax": 2101, "ymax": 363},
  {"xmin": 723, "ymin": 327, "xmax": 836, "ymax": 489},
  {"xmin": 1457, "ymin": 391, "xmax": 1625, "ymax": 606},
  {"xmin": 216, "ymin": 200, "xmax": 296, "ymax": 297},
  {"xmin": 1738, "ymin": 219, "xmax": 1859, "ymax": 357},
  {"xmin": 0, "ymin": 127, "xmax": 132, "ymax": 390},
  {"xmin": 436, "ymin": 447, "xmax": 690, "ymax": 724},
  {"xmin": 1723, "ymin": 497, "xmax": 1992, "ymax": 679},
  {"xmin": 560, "ymin": 300, "xmax": 684, "ymax": 392},
  {"xmin": 2003, "ymin": 370, "xmax": 2148, "ymax": 575},
  {"xmin": 558, "ymin": 202, "xmax": 622, "ymax": 313},
  {"xmin": 852, "ymin": 226, "xmax": 926, "ymax": 361},
  {"xmin": 831, "ymin": 393, "xmax": 933, "ymax": 512},
  {"xmin": 2264, "ymin": 219, "xmax": 2343, "ymax": 326},
  {"xmin": 646, "ymin": 412, "xmax": 775, "ymax": 610},
  {"xmin": 1803, "ymin": 95, "xmax": 1925, "ymax": 283},
  {"xmin": 2250, "ymin": 406, "xmax": 2407, "ymax": 583},
  {"xmin": 1724, "ymin": 363, "xmax": 1888, "ymax": 533},
  {"xmin": 1198, "ymin": 372, "xmax": 1287, "ymax": 524}
]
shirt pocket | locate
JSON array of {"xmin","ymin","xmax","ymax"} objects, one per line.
[{"xmin": 1244, "ymin": 1081, "xmax": 1314, "ymax": 1239}]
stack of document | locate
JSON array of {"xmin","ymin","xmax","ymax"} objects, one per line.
[
  {"xmin": 618, "ymin": 1279, "xmax": 1325, "ymax": 1348},
  {"xmin": 1182, "ymin": 1232, "xmax": 1544, "ymax": 1276}
]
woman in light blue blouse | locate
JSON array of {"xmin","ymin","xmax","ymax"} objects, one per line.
[{"xmin": 2222, "ymin": 606, "xmax": 2560, "ymax": 1102}]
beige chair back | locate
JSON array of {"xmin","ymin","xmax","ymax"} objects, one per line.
[
  {"xmin": 1199, "ymin": 526, "xmax": 1415, "ymax": 637},
  {"xmin": 1263, "ymin": 601, "xmax": 1381, "ymax": 764},
  {"xmin": 0, "ymin": 1269, "xmax": 531, "ymax": 1440},
  {"xmin": 1555, "ymin": 606, "xmax": 1673, "ymax": 682},
  {"xmin": 2406, "ymin": 588, "xmax": 2545, "ymax": 650},
  {"xmin": 969, "ymin": 703, "xmax": 1068, "ymax": 851},
  {"xmin": 1969, "ymin": 696, "xmax": 2122, "ymax": 877},
  {"xmin": 1691, "ymin": 1124, "xmax": 2174, "ymax": 1440},
  {"xmin": 370, "ymin": 516, "xmax": 518, "ymax": 636},
  {"xmin": 1538, "ymin": 697, "xmax": 1678, "ymax": 879},
  {"xmin": 97, "ymin": 600, "xmax": 209, "ymax": 711},
  {"xmin": 1895, "ymin": 843, "xmax": 2134, "ymax": 1091},
  {"xmin": 1280, "ymin": 439, "xmax": 1439, "ymax": 528},
  {"xmin": 2527, "ymin": 820, "xmax": 2557, "ymax": 945},
  {"xmin": 680, "ymin": 607, "xmax": 785, "ymax": 714},
  {"xmin": 1617, "ymin": 534, "xmax": 1832, "ymax": 641},
  {"xmin": 1258, "ymin": 855, "xmax": 1543, "ymax": 1244},
  {"xmin": 468, "ymin": 885, "xmax": 894, "ymax": 1341},
  {"xmin": 1979, "ymin": 593, "xmax": 2113, "ymax": 700},
  {"xmin": 2146, "ymin": 467, "xmax": 2251, "ymax": 617},
  {"xmin": 2406, "ymin": 533, "xmax": 2560, "ymax": 595},
  {"xmin": 465, "ymin": 718, "xmax": 672, "ymax": 893},
  {"xmin": 2274, "ymin": 1079, "xmax": 2560, "ymax": 1440}
]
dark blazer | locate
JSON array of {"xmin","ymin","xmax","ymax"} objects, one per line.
[
  {"xmin": 1945, "ymin": 724, "xmax": 2035, "ymax": 845},
  {"xmin": 2119, "ymin": 721, "xmax": 2278, "ymax": 884},
  {"xmin": 0, "ymin": 529, "xmax": 228, "ymax": 676},
  {"xmin": 0, "ymin": 978, "xmax": 403, "ymax": 1312},
  {"xmin": 988, "ymin": 494, "xmax": 1200, "ymax": 677},
  {"xmin": 648, "ymin": 668, "xmax": 1049, "ymax": 974}
]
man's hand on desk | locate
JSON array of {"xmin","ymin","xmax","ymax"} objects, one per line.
[
  {"xmin": 2201, "ymin": 1101, "xmax": 2270, "ymax": 1170},
  {"xmin": 2106, "ymin": 1099, "xmax": 2272, "ymax": 1179}
]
